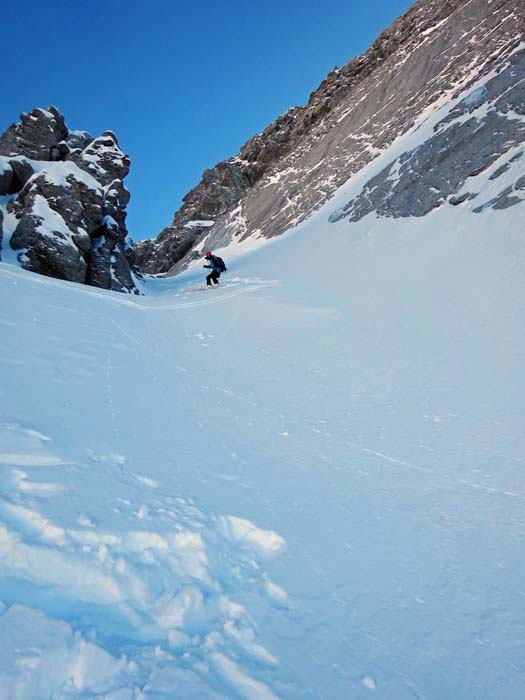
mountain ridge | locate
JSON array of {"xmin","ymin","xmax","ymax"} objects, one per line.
[{"xmin": 136, "ymin": 0, "xmax": 524, "ymax": 276}]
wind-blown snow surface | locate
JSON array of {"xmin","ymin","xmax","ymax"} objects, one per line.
[{"xmin": 2, "ymin": 108, "xmax": 525, "ymax": 699}]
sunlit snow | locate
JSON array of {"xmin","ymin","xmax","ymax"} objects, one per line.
[{"xmin": 1, "ymin": 65, "xmax": 525, "ymax": 699}]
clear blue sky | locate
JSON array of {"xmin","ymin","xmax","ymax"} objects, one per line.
[{"xmin": 1, "ymin": 0, "xmax": 414, "ymax": 241}]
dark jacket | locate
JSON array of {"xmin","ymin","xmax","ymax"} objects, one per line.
[{"xmin": 205, "ymin": 255, "xmax": 222, "ymax": 274}]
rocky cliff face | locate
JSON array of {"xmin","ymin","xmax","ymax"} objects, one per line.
[
  {"xmin": 330, "ymin": 49, "xmax": 525, "ymax": 223},
  {"xmin": 136, "ymin": 0, "xmax": 525, "ymax": 275},
  {"xmin": 0, "ymin": 107, "xmax": 140, "ymax": 293}
]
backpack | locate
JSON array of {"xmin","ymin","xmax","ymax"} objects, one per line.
[{"xmin": 214, "ymin": 255, "xmax": 227, "ymax": 272}]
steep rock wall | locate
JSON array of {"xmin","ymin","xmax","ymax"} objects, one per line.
[{"xmin": 136, "ymin": 0, "xmax": 525, "ymax": 275}]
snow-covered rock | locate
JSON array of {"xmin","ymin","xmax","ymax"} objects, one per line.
[
  {"xmin": 76, "ymin": 131, "xmax": 131, "ymax": 187},
  {"xmin": 330, "ymin": 50, "xmax": 525, "ymax": 222},
  {"xmin": 0, "ymin": 108, "xmax": 140, "ymax": 293},
  {"xmin": 0, "ymin": 106, "xmax": 68, "ymax": 161},
  {"xmin": 9, "ymin": 193, "xmax": 89, "ymax": 282},
  {"xmin": 0, "ymin": 158, "xmax": 14, "ymax": 195}
]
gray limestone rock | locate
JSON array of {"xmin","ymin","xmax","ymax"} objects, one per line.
[
  {"xmin": 66, "ymin": 130, "xmax": 93, "ymax": 153},
  {"xmin": 123, "ymin": 235, "xmax": 136, "ymax": 267},
  {"xmin": 515, "ymin": 175, "xmax": 525, "ymax": 190},
  {"xmin": 0, "ymin": 106, "xmax": 69, "ymax": 160},
  {"xmin": 86, "ymin": 205, "xmax": 138, "ymax": 294},
  {"xmin": 449, "ymin": 192, "xmax": 478, "ymax": 206},
  {"xmin": 137, "ymin": 0, "xmax": 525, "ymax": 275},
  {"xmin": 134, "ymin": 238, "xmax": 157, "ymax": 270},
  {"xmin": 329, "ymin": 49, "xmax": 525, "ymax": 223},
  {"xmin": 88, "ymin": 236, "xmax": 138, "ymax": 294},
  {"xmin": 0, "ymin": 156, "xmax": 35, "ymax": 195},
  {"xmin": 0, "ymin": 106, "xmax": 140, "ymax": 294},
  {"xmin": 103, "ymin": 178, "xmax": 130, "ymax": 235},
  {"xmin": 0, "ymin": 159, "xmax": 14, "ymax": 195},
  {"xmin": 9, "ymin": 169, "xmax": 104, "ymax": 238},
  {"xmin": 87, "ymin": 238, "xmax": 112, "ymax": 290},
  {"xmin": 9, "ymin": 158, "xmax": 36, "ymax": 191},
  {"xmin": 492, "ymin": 151, "xmax": 525, "ymax": 180},
  {"xmin": 490, "ymin": 164, "xmax": 511, "ymax": 181},
  {"xmin": 473, "ymin": 173, "xmax": 525, "ymax": 212},
  {"xmin": 10, "ymin": 210, "xmax": 87, "ymax": 283},
  {"xmin": 77, "ymin": 131, "xmax": 130, "ymax": 187},
  {"xmin": 111, "ymin": 247, "xmax": 138, "ymax": 294}
]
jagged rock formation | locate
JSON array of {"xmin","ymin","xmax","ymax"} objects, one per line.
[
  {"xmin": 0, "ymin": 106, "xmax": 68, "ymax": 161},
  {"xmin": 0, "ymin": 107, "xmax": 139, "ymax": 293},
  {"xmin": 330, "ymin": 50, "xmax": 525, "ymax": 222},
  {"xmin": 136, "ymin": 0, "xmax": 525, "ymax": 275}
]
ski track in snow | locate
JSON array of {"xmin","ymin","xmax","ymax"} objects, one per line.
[
  {"xmin": 2, "ymin": 224, "xmax": 525, "ymax": 698},
  {"xmin": 0, "ymin": 423, "xmax": 288, "ymax": 700},
  {"xmin": 344, "ymin": 440, "xmax": 525, "ymax": 500}
]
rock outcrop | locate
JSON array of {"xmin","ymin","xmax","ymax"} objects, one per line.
[
  {"xmin": 0, "ymin": 107, "xmax": 140, "ymax": 293},
  {"xmin": 136, "ymin": 0, "xmax": 525, "ymax": 275},
  {"xmin": 0, "ymin": 106, "xmax": 68, "ymax": 161},
  {"xmin": 330, "ymin": 50, "xmax": 525, "ymax": 223}
]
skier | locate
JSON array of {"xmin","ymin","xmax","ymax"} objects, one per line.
[{"xmin": 203, "ymin": 251, "xmax": 227, "ymax": 287}]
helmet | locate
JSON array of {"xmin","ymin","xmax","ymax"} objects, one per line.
[{"xmin": 205, "ymin": 251, "xmax": 212, "ymax": 258}]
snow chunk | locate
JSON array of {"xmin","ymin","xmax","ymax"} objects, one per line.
[
  {"xmin": 210, "ymin": 651, "xmax": 279, "ymax": 700},
  {"xmin": 262, "ymin": 574, "xmax": 289, "ymax": 608},
  {"xmin": 216, "ymin": 515, "xmax": 286, "ymax": 561},
  {"xmin": 0, "ymin": 453, "xmax": 66, "ymax": 467},
  {"xmin": 0, "ymin": 605, "xmax": 124, "ymax": 700}
]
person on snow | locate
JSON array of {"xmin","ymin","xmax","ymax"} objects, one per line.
[{"xmin": 203, "ymin": 251, "xmax": 227, "ymax": 286}]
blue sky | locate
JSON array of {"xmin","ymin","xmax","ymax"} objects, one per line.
[{"xmin": 1, "ymin": 0, "xmax": 414, "ymax": 241}]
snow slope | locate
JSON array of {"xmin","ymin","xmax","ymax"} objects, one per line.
[{"xmin": 2, "ymin": 82, "xmax": 525, "ymax": 699}]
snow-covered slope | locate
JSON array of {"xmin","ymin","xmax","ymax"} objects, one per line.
[{"xmin": 2, "ymin": 61, "xmax": 525, "ymax": 700}]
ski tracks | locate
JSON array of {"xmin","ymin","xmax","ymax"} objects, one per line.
[{"xmin": 144, "ymin": 278, "xmax": 281, "ymax": 312}]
